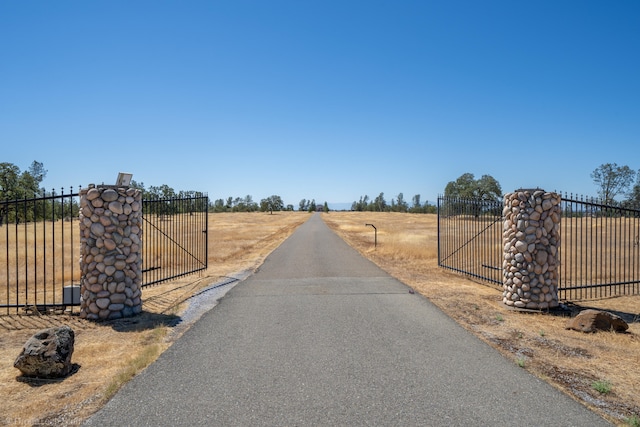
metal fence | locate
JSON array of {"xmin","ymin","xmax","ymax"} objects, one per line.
[
  {"xmin": 1, "ymin": 188, "xmax": 81, "ymax": 314},
  {"xmin": 559, "ymin": 193, "xmax": 640, "ymax": 300},
  {"xmin": 1, "ymin": 189, "xmax": 209, "ymax": 314},
  {"xmin": 438, "ymin": 194, "xmax": 640, "ymax": 301}
]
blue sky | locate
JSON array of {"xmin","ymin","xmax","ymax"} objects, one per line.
[{"xmin": 2, "ymin": 1, "xmax": 639, "ymax": 208}]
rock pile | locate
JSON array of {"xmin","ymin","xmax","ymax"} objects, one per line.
[
  {"xmin": 79, "ymin": 185, "xmax": 143, "ymax": 320},
  {"xmin": 502, "ymin": 190, "xmax": 561, "ymax": 309}
]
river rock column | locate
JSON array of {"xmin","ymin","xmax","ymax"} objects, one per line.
[
  {"xmin": 502, "ymin": 190, "xmax": 561, "ymax": 310},
  {"xmin": 79, "ymin": 185, "xmax": 143, "ymax": 320}
]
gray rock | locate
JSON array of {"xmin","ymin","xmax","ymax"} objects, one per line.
[
  {"xmin": 90, "ymin": 222, "xmax": 105, "ymax": 237},
  {"xmin": 86, "ymin": 188, "xmax": 101, "ymax": 201},
  {"xmin": 108, "ymin": 201, "xmax": 124, "ymax": 215},
  {"xmin": 514, "ymin": 240, "xmax": 528, "ymax": 253},
  {"xmin": 14, "ymin": 326, "xmax": 75, "ymax": 378},
  {"xmin": 102, "ymin": 189, "xmax": 119, "ymax": 202},
  {"xmin": 566, "ymin": 309, "xmax": 629, "ymax": 333},
  {"xmin": 535, "ymin": 250, "xmax": 548, "ymax": 265}
]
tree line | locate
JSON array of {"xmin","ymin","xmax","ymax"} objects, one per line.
[
  {"xmin": 0, "ymin": 161, "xmax": 56, "ymax": 225},
  {"xmin": 5, "ymin": 159, "xmax": 640, "ymax": 222},
  {"xmin": 351, "ymin": 193, "xmax": 436, "ymax": 213},
  {"xmin": 210, "ymin": 195, "xmax": 292, "ymax": 213},
  {"xmin": 130, "ymin": 181, "xmax": 206, "ymax": 201},
  {"xmin": 141, "ymin": 163, "xmax": 640, "ymax": 216},
  {"xmin": 211, "ymin": 196, "xmax": 330, "ymax": 213},
  {"xmin": 350, "ymin": 174, "xmax": 503, "ymax": 214},
  {"xmin": 440, "ymin": 164, "xmax": 640, "ymax": 209}
]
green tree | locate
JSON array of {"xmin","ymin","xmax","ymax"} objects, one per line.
[
  {"xmin": 412, "ymin": 194, "xmax": 421, "ymax": 210},
  {"xmin": 308, "ymin": 199, "xmax": 317, "ymax": 213},
  {"xmin": 444, "ymin": 173, "xmax": 474, "ymax": 198},
  {"xmin": 213, "ymin": 198, "xmax": 226, "ymax": 212},
  {"xmin": 591, "ymin": 163, "xmax": 636, "ymax": 204},
  {"xmin": 622, "ymin": 171, "xmax": 640, "ymax": 210},
  {"xmin": 444, "ymin": 173, "xmax": 502, "ymax": 201},
  {"xmin": 0, "ymin": 161, "xmax": 48, "ymax": 200},
  {"xmin": 476, "ymin": 175, "xmax": 502, "ymax": 201},
  {"xmin": 260, "ymin": 195, "xmax": 284, "ymax": 213},
  {"xmin": 244, "ymin": 195, "xmax": 258, "ymax": 212},
  {"xmin": 410, "ymin": 194, "xmax": 430, "ymax": 213},
  {"xmin": 323, "ymin": 201, "xmax": 329, "ymax": 213},
  {"xmin": 374, "ymin": 192, "xmax": 387, "ymax": 212},
  {"xmin": 444, "ymin": 173, "xmax": 502, "ymax": 217},
  {"xmin": 23, "ymin": 161, "xmax": 47, "ymax": 196},
  {"xmin": 0, "ymin": 161, "xmax": 49, "ymax": 225},
  {"xmin": 351, "ymin": 195, "xmax": 370, "ymax": 211},
  {"xmin": 146, "ymin": 184, "xmax": 177, "ymax": 200},
  {"xmin": 232, "ymin": 197, "xmax": 242, "ymax": 211},
  {"xmin": 395, "ymin": 192, "xmax": 408, "ymax": 212},
  {"xmin": 0, "ymin": 163, "xmax": 21, "ymax": 225},
  {"xmin": 0, "ymin": 162, "xmax": 21, "ymax": 201}
]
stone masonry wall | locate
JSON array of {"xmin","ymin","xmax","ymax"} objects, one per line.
[
  {"xmin": 79, "ymin": 185, "xmax": 142, "ymax": 320},
  {"xmin": 502, "ymin": 190, "xmax": 561, "ymax": 309}
]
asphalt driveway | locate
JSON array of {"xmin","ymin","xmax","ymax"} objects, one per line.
[{"xmin": 84, "ymin": 213, "xmax": 609, "ymax": 426}]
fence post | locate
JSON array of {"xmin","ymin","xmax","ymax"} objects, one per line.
[
  {"xmin": 78, "ymin": 184, "xmax": 143, "ymax": 320},
  {"xmin": 502, "ymin": 189, "xmax": 561, "ymax": 309}
]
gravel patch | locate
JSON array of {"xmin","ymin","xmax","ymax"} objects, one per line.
[{"xmin": 167, "ymin": 270, "xmax": 252, "ymax": 341}]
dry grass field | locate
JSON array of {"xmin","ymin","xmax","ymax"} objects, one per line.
[
  {"xmin": 1, "ymin": 210, "xmax": 639, "ymax": 425},
  {"xmin": 322, "ymin": 212, "xmax": 640, "ymax": 426},
  {"xmin": 1, "ymin": 219, "xmax": 79, "ymax": 310}
]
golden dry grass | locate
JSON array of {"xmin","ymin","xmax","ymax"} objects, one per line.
[
  {"xmin": 1, "ymin": 219, "xmax": 79, "ymax": 308},
  {"xmin": 0, "ymin": 211, "xmax": 309, "ymax": 426},
  {"xmin": 322, "ymin": 212, "xmax": 640, "ymax": 426}
]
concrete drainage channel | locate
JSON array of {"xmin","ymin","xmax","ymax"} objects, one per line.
[{"xmin": 167, "ymin": 270, "xmax": 252, "ymax": 340}]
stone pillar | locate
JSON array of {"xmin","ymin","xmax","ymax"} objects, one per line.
[
  {"xmin": 79, "ymin": 185, "xmax": 143, "ymax": 320},
  {"xmin": 502, "ymin": 189, "xmax": 561, "ymax": 310}
]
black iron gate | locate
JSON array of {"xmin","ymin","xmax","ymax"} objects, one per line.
[
  {"xmin": 141, "ymin": 195, "xmax": 209, "ymax": 288},
  {"xmin": 437, "ymin": 196, "xmax": 503, "ymax": 286}
]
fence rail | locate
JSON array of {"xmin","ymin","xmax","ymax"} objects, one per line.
[
  {"xmin": 1, "ymin": 189, "xmax": 209, "ymax": 314},
  {"xmin": 438, "ymin": 194, "xmax": 640, "ymax": 301},
  {"xmin": 1, "ymin": 188, "xmax": 81, "ymax": 314},
  {"xmin": 559, "ymin": 193, "xmax": 640, "ymax": 300}
]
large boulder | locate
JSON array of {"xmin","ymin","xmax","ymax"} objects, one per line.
[
  {"xmin": 14, "ymin": 326, "xmax": 75, "ymax": 378},
  {"xmin": 565, "ymin": 309, "xmax": 628, "ymax": 333}
]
